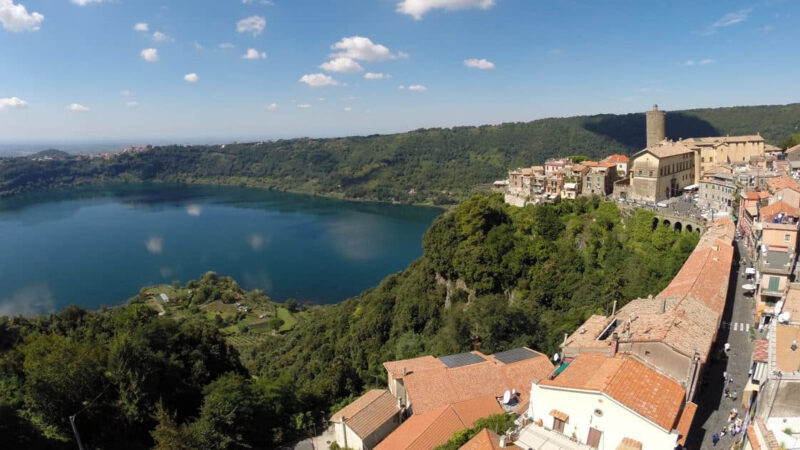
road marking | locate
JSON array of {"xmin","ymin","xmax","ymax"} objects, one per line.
[
  {"xmin": 733, "ymin": 322, "xmax": 739, "ymax": 331},
  {"xmin": 745, "ymin": 323, "xmax": 750, "ymax": 332}
]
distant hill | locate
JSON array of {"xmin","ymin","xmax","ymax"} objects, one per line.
[
  {"xmin": 27, "ymin": 149, "xmax": 72, "ymax": 160},
  {"xmin": 1, "ymin": 102, "xmax": 799, "ymax": 203}
]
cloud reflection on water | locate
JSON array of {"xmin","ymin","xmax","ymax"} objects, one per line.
[
  {"xmin": 186, "ymin": 205, "xmax": 202, "ymax": 216},
  {"xmin": 145, "ymin": 236, "xmax": 163, "ymax": 254},
  {"xmin": 0, "ymin": 285, "xmax": 55, "ymax": 317},
  {"xmin": 326, "ymin": 213, "xmax": 384, "ymax": 261}
]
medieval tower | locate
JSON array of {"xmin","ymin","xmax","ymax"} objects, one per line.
[{"xmin": 645, "ymin": 104, "xmax": 666, "ymax": 148}]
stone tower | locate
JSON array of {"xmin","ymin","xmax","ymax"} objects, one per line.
[{"xmin": 646, "ymin": 104, "xmax": 666, "ymax": 148}]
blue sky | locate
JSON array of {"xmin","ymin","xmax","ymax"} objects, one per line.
[{"xmin": 0, "ymin": 0, "xmax": 797, "ymax": 143}]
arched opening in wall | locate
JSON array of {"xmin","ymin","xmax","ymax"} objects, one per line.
[
  {"xmin": 686, "ymin": 224, "xmax": 693, "ymax": 233},
  {"xmin": 663, "ymin": 219, "xmax": 671, "ymax": 228},
  {"xmin": 696, "ymin": 228, "xmax": 701, "ymax": 234},
  {"xmin": 652, "ymin": 217, "xmax": 659, "ymax": 230},
  {"xmin": 674, "ymin": 222, "xmax": 682, "ymax": 232}
]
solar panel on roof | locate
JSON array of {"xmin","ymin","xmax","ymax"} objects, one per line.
[
  {"xmin": 492, "ymin": 347, "xmax": 537, "ymax": 364},
  {"xmin": 438, "ymin": 352, "xmax": 485, "ymax": 368}
]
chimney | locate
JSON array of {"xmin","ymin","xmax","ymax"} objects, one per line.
[
  {"xmin": 563, "ymin": 333, "xmax": 568, "ymax": 345},
  {"xmin": 660, "ymin": 297, "xmax": 667, "ymax": 314},
  {"xmin": 402, "ymin": 367, "xmax": 408, "ymax": 377},
  {"xmin": 609, "ymin": 332, "xmax": 619, "ymax": 357},
  {"xmin": 611, "ymin": 300, "xmax": 618, "ymax": 316},
  {"xmin": 499, "ymin": 436, "xmax": 507, "ymax": 448}
]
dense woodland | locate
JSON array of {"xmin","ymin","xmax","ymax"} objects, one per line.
[
  {"xmin": 0, "ymin": 195, "xmax": 698, "ymax": 448},
  {"xmin": 1, "ymin": 103, "xmax": 799, "ymax": 203}
]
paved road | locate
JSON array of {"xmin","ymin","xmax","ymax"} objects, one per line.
[{"xmin": 687, "ymin": 239, "xmax": 756, "ymax": 449}]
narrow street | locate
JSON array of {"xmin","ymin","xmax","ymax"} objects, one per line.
[{"xmin": 688, "ymin": 239, "xmax": 756, "ymax": 449}]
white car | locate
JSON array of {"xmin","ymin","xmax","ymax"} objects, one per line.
[{"xmin": 656, "ymin": 202, "xmax": 668, "ymax": 208}]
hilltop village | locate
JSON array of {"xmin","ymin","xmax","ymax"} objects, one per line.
[{"xmin": 323, "ymin": 107, "xmax": 800, "ymax": 450}]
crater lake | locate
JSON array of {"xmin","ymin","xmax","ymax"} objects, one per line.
[{"xmin": 0, "ymin": 184, "xmax": 442, "ymax": 315}]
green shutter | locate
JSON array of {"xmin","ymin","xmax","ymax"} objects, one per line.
[{"xmin": 768, "ymin": 276, "xmax": 780, "ymax": 292}]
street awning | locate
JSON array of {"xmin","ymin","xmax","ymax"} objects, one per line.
[
  {"xmin": 746, "ymin": 267, "xmax": 756, "ymax": 275},
  {"xmin": 683, "ymin": 184, "xmax": 699, "ymax": 191},
  {"xmin": 550, "ymin": 409, "xmax": 569, "ymax": 422}
]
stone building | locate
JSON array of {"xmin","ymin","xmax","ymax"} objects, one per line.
[
  {"xmin": 602, "ymin": 154, "xmax": 630, "ymax": 176},
  {"xmin": 645, "ymin": 104, "xmax": 666, "ymax": 148},
  {"xmin": 682, "ymin": 134, "xmax": 767, "ymax": 181},
  {"xmin": 581, "ymin": 162, "xmax": 617, "ymax": 197},
  {"xmin": 629, "ymin": 142, "xmax": 696, "ymax": 202},
  {"xmin": 698, "ymin": 172, "xmax": 736, "ymax": 213}
]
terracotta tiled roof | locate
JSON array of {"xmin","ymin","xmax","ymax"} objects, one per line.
[
  {"xmin": 460, "ymin": 429, "xmax": 521, "ymax": 450},
  {"xmin": 787, "ymin": 144, "xmax": 800, "ymax": 154},
  {"xmin": 603, "ymin": 154, "xmax": 630, "ymax": 164},
  {"xmin": 766, "ymin": 176, "xmax": 800, "ymax": 194},
  {"xmin": 747, "ymin": 425, "xmax": 761, "ymax": 450},
  {"xmin": 383, "ymin": 356, "xmax": 445, "ymax": 380},
  {"xmin": 583, "ymin": 161, "xmax": 616, "ymax": 168},
  {"xmin": 753, "ymin": 339, "xmax": 769, "ymax": 363},
  {"xmin": 675, "ymin": 401, "xmax": 697, "ymax": 445},
  {"xmin": 741, "ymin": 191, "xmax": 770, "ymax": 200},
  {"xmin": 683, "ymin": 135, "xmax": 764, "ymax": 145},
  {"xmin": 395, "ymin": 349, "xmax": 553, "ymax": 416},
  {"xmin": 637, "ymin": 142, "xmax": 695, "ymax": 158},
  {"xmin": 376, "ymin": 397, "xmax": 503, "ymax": 450},
  {"xmin": 550, "ymin": 409, "xmax": 569, "ymax": 422},
  {"xmin": 760, "ymin": 201, "xmax": 800, "ymax": 219},
  {"xmin": 755, "ymin": 418, "xmax": 782, "ymax": 450},
  {"xmin": 616, "ymin": 437, "xmax": 643, "ymax": 450},
  {"xmin": 540, "ymin": 354, "xmax": 688, "ymax": 431},
  {"xmin": 330, "ymin": 389, "xmax": 399, "ymax": 439}
]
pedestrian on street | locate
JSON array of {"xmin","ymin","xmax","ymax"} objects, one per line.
[
  {"xmin": 723, "ymin": 371, "xmax": 728, "ymax": 383},
  {"xmin": 724, "ymin": 388, "xmax": 730, "ymax": 398},
  {"xmin": 724, "ymin": 342, "xmax": 731, "ymax": 353},
  {"xmin": 732, "ymin": 390, "xmax": 738, "ymax": 401},
  {"xmin": 712, "ymin": 433, "xmax": 720, "ymax": 446}
]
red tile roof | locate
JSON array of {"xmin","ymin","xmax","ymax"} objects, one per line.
[
  {"xmin": 616, "ymin": 437, "xmax": 643, "ymax": 450},
  {"xmin": 330, "ymin": 389, "xmax": 399, "ymax": 439},
  {"xmin": 753, "ymin": 339, "xmax": 769, "ymax": 363},
  {"xmin": 540, "ymin": 354, "xmax": 688, "ymax": 431},
  {"xmin": 766, "ymin": 176, "xmax": 800, "ymax": 194},
  {"xmin": 460, "ymin": 429, "xmax": 520, "ymax": 450},
  {"xmin": 760, "ymin": 201, "xmax": 800, "ymax": 219},
  {"xmin": 603, "ymin": 154, "xmax": 630, "ymax": 164},
  {"xmin": 375, "ymin": 396, "xmax": 503, "ymax": 450},
  {"xmin": 742, "ymin": 191, "xmax": 770, "ymax": 200},
  {"xmin": 675, "ymin": 402, "xmax": 697, "ymax": 445},
  {"xmin": 384, "ymin": 356, "xmax": 445, "ymax": 380},
  {"xmin": 392, "ymin": 349, "xmax": 553, "ymax": 416}
]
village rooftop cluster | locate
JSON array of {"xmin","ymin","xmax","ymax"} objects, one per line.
[{"xmin": 322, "ymin": 106, "xmax": 800, "ymax": 450}]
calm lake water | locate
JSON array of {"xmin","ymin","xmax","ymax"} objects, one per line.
[{"xmin": 0, "ymin": 185, "xmax": 441, "ymax": 315}]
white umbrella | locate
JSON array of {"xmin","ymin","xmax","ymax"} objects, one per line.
[
  {"xmin": 745, "ymin": 267, "xmax": 756, "ymax": 275},
  {"xmin": 742, "ymin": 284, "xmax": 756, "ymax": 291}
]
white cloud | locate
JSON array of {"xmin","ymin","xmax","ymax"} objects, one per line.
[
  {"xmin": 242, "ymin": 48, "xmax": 267, "ymax": 59},
  {"xmin": 703, "ymin": 8, "xmax": 752, "ymax": 35},
  {"xmin": 153, "ymin": 31, "xmax": 172, "ymax": 42},
  {"xmin": 364, "ymin": 72, "xmax": 390, "ymax": 80},
  {"xmin": 141, "ymin": 48, "xmax": 158, "ymax": 62},
  {"xmin": 320, "ymin": 57, "xmax": 363, "ymax": 73},
  {"xmin": 66, "ymin": 103, "xmax": 90, "ymax": 112},
  {"xmin": 397, "ymin": 85, "xmax": 405, "ymax": 90},
  {"xmin": 125, "ymin": 100, "xmax": 139, "ymax": 107},
  {"xmin": 408, "ymin": 84, "xmax": 427, "ymax": 91},
  {"xmin": 344, "ymin": 106, "xmax": 352, "ymax": 112},
  {"xmin": 192, "ymin": 41, "xmax": 204, "ymax": 50},
  {"xmin": 71, "ymin": 0, "xmax": 103, "ymax": 5},
  {"xmin": 120, "ymin": 90, "xmax": 132, "ymax": 96},
  {"xmin": 0, "ymin": 96, "xmax": 28, "ymax": 110},
  {"xmin": 133, "ymin": 22, "xmax": 149, "ymax": 32},
  {"xmin": 331, "ymin": 36, "xmax": 396, "ymax": 61},
  {"xmin": 0, "ymin": 0, "xmax": 44, "ymax": 32},
  {"xmin": 236, "ymin": 15, "xmax": 266, "ymax": 35},
  {"xmin": 297, "ymin": 103, "xmax": 311, "ymax": 108},
  {"xmin": 184, "ymin": 73, "xmax": 199, "ymax": 83},
  {"xmin": 218, "ymin": 42, "xmax": 235, "ymax": 49},
  {"xmin": 397, "ymin": 0, "xmax": 495, "ymax": 19},
  {"xmin": 299, "ymin": 73, "xmax": 340, "ymax": 87},
  {"xmin": 266, "ymin": 102, "xmax": 278, "ymax": 111},
  {"xmin": 464, "ymin": 58, "xmax": 494, "ymax": 70},
  {"xmin": 683, "ymin": 58, "xmax": 716, "ymax": 67}
]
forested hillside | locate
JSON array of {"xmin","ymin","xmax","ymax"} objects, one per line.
[
  {"xmin": 1, "ymin": 103, "xmax": 798, "ymax": 203},
  {"xmin": 0, "ymin": 195, "xmax": 699, "ymax": 448}
]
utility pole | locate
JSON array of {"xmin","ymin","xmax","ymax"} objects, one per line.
[{"xmin": 69, "ymin": 414, "xmax": 86, "ymax": 450}]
